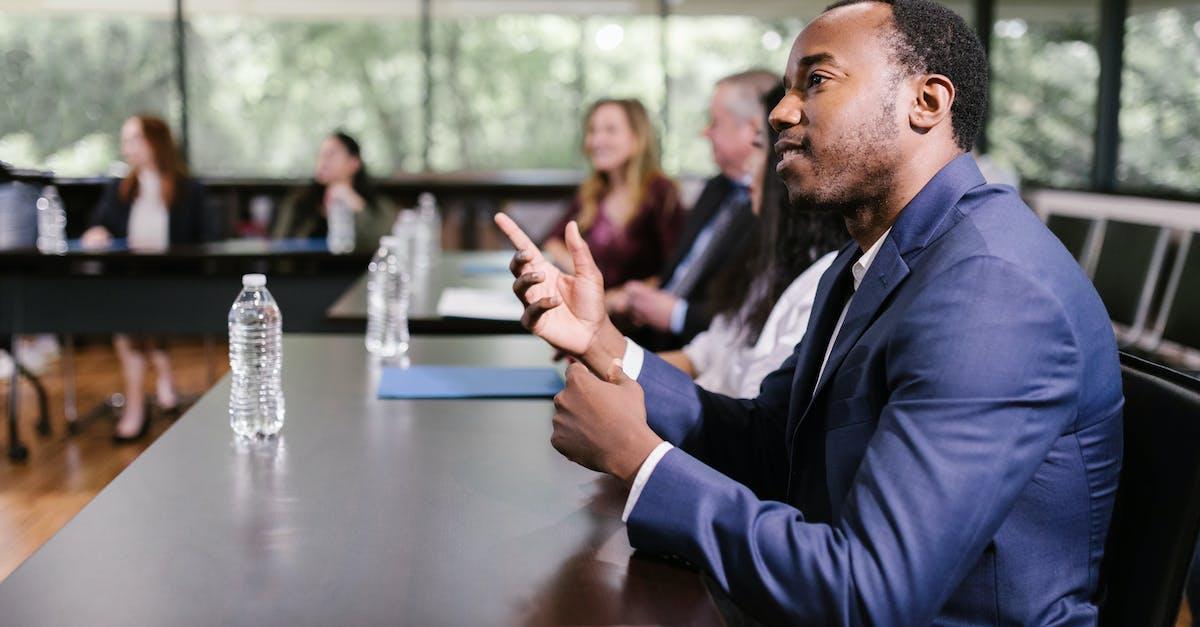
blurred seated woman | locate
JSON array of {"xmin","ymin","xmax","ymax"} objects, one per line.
[
  {"xmin": 81, "ymin": 114, "xmax": 216, "ymax": 442},
  {"xmin": 544, "ymin": 99, "xmax": 683, "ymax": 290},
  {"xmin": 657, "ymin": 86, "xmax": 849, "ymax": 397},
  {"xmin": 272, "ymin": 131, "xmax": 396, "ymax": 250}
]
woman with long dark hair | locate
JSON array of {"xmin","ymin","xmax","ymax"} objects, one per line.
[
  {"xmin": 271, "ymin": 131, "xmax": 396, "ymax": 250},
  {"xmin": 657, "ymin": 85, "xmax": 849, "ymax": 397},
  {"xmin": 81, "ymin": 114, "xmax": 216, "ymax": 442}
]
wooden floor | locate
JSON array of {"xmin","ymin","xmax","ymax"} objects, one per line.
[
  {"xmin": 0, "ymin": 338, "xmax": 228, "ymax": 583},
  {"xmin": 0, "ymin": 339, "xmax": 1194, "ymax": 625}
]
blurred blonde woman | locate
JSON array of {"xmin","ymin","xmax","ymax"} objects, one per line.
[{"xmin": 544, "ymin": 99, "xmax": 683, "ymax": 289}]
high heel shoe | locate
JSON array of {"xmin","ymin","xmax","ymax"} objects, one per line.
[
  {"xmin": 113, "ymin": 402, "xmax": 152, "ymax": 444},
  {"xmin": 154, "ymin": 397, "xmax": 183, "ymax": 420}
]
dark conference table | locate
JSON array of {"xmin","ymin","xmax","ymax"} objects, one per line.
[
  {"xmin": 0, "ymin": 239, "xmax": 371, "ymax": 335},
  {"xmin": 0, "ymin": 335, "xmax": 722, "ymax": 625},
  {"xmin": 326, "ymin": 250, "xmax": 526, "ymax": 335}
]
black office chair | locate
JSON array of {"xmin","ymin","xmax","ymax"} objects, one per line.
[
  {"xmin": 1098, "ymin": 353, "xmax": 1200, "ymax": 626},
  {"xmin": 1091, "ymin": 220, "xmax": 1170, "ymax": 343},
  {"xmin": 1046, "ymin": 213, "xmax": 1096, "ymax": 264},
  {"xmin": 1159, "ymin": 233, "xmax": 1200, "ymax": 357}
]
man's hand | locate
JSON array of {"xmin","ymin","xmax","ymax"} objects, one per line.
[
  {"xmin": 80, "ymin": 225, "xmax": 112, "ymax": 250},
  {"xmin": 605, "ymin": 285, "xmax": 631, "ymax": 316},
  {"xmin": 325, "ymin": 182, "xmax": 365, "ymax": 211},
  {"xmin": 494, "ymin": 214, "xmax": 625, "ymax": 374},
  {"xmin": 551, "ymin": 360, "xmax": 663, "ymax": 485},
  {"xmin": 624, "ymin": 282, "xmax": 680, "ymax": 333}
]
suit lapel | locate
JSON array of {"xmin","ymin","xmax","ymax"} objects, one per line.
[
  {"xmin": 806, "ymin": 237, "xmax": 910, "ymax": 408},
  {"xmin": 661, "ymin": 176, "xmax": 732, "ymax": 281},
  {"xmin": 786, "ymin": 242, "xmax": 858, "ymax": 434}
]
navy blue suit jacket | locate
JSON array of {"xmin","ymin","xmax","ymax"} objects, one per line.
[{"xmin": 627, "ymin": 155, "xmax": 1124, "ymax": 625}]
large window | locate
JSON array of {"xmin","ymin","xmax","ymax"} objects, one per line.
[
  {"xmin": 579, "ymin": 16, "xmax": 666, "ymax": 153},
  {"xmin": 187, "ymin": 14, "xmax": 422, "ymax": 178},
  {"xmin": 665, "ymin": 16, "xmax": 802, "ymax": 175},
  {"xmin": 0, "ymin": 8, "xmax": 177, "ymax": 177},
  {"xmin": 429, "ymin": 15, "xmax": 584, "ymax": 172},
  {"xmin": 988, "ymin": 5, "xmax": 1100, "ymax": 188},
  {"xmin": 1117, "ymin": 1, "xmax": 1200, "ymax": 194},
  {"xmin": 1, "ymin": 1, "xmax": 1197, "ymax": 199}
]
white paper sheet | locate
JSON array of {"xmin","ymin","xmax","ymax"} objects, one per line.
[{"xmin": 436, "ymin": 287, "xmax": 524, "ymax": 321}]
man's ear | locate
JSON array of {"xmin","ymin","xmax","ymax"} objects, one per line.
[{"xmin": 909, "ymin": 74, "xmax": 955, "ymax": 135}]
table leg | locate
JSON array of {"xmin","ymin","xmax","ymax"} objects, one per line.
[
  {"xmin": 62, "ymin": 335, "xmax": 79, "ymax": 433},
  {"xmin": 21, "ymin": 363, "xmax": 51, "ymax": 437},
  {"xmin": 7, "ymin": 335, "xmax": 29, "ymax": 462}
]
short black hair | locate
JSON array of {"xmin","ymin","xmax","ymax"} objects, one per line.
[{"xmin": 824, "ymin": 0, "xmax": 988, "ymax": 151}]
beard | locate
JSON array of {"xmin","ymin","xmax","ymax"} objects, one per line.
[{"xmin": 784, "ymin": 92, "xmax": 903, "ymax": 220}]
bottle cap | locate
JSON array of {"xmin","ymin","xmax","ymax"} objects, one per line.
[
  {"xmin": 242, "ymin": 273, "xmax": 267, "ymax": 287},
  {"xmin": 418, "ymin": 192, "xmax": 435, "ymax": 206}
]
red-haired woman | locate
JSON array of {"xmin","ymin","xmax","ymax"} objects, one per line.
[{"xmin": 82, "ymin": 114, "xmax": 216, "ymax": 442}]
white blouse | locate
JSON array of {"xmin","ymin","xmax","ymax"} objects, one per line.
[
  {"xmin": 683, "ymin": 250, "xmax": 838, "ymax": 398},
  {"xmin": 127, "ymin": 170, "xmax": 169, "ymax": 251}
]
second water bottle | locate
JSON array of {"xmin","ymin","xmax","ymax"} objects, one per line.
[{"xmin": 366, "ymin": 236, "xmax": 411, "ymax": 361}]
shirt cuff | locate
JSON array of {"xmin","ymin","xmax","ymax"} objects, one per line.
[
  {"xmin": 621, "ymin": 441, "xmax": 674, "ymax": 522},
  {"xmin": 668, "ymin": 299, "xmax": 689, "ymax": 335},
  {"xmin": 621, "ymin": 337, "xmax": 645, "ymax": 380}
]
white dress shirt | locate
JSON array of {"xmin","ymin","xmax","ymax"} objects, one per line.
[
  {"xmin": 127, "ymin": 170, "xmax": 169, "ymax": 251},
  {"xmin": 684, "ymin": 251, "xmax": 838, "ymax": 398},
  {"xmin": 621, "ymin": 229, "xmax": 892, "ymax": 522}
]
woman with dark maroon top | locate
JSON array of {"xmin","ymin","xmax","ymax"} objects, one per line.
[{"xmin": 544, "ymin": 99, "xmax": 683, "ymax": 294}]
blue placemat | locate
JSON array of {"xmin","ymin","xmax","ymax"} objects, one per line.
[
  {"xmin": 67, "ymin": 238, "xmax": 129, "ymax": 252},
  {"xmin": 269, "ymin": 237, "xmax": 331, "ymax": 253},
  {"xmin": 460, "ymin": 262, "xmax": 511, "ymax": 276},
  {"xmin": 378, "ymin": 365, "xmax": 563, "ymax": 399}
]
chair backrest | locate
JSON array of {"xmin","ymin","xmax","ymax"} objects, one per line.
[
  {"xmin": 1098, "ymin": 353, "xmax": 1200, "ymax": 626},
  {"xmin": 1158, "ymin": 233, "xmax": 1200, "ymax": 352},
  {"xmin": 1046, "ymin": 213, "xmax": 1097, "ymax": 265},
  {"xmin": 1091, "ymin": 221, "xmax": 1169, "ymax": 330}
]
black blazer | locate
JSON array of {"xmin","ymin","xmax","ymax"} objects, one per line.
[
  {"xmin": 89, "ymin": 177, "xmax": 217, "ymax": 244},
  {"xmin": 654, "ymin": 174, "xmax": 756, "ymax": 344}
]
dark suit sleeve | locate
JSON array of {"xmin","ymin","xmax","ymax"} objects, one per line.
[
  {"xmin": 88, "ymin": 180, "xmax": 125, "ymax": 234},
  {"xmin": 628, "ymin": 256, "xmax": 1087, "ymax": 625},
  {"xmin": 637, "ymin": 347, "xmax": 795, "ymax": 499},
  {"xmin": 679, "ymin": 302, "xmax": 715, "ymax": 344}
]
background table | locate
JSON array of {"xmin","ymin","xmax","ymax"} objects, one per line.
[
  {"xmin": 325, "ymin": 250, "xmax": 526, "ymax": 335},
  {"xmin": 0, "ymin": 239, "xmax": 372, "ymax": 335},
  {"xmin": 0, "ymin": 335, "xmax": 721, "ymax": 625},
  {"xmin": 0, "ymin": 239, "xmax": 371, "ymax": 460}
]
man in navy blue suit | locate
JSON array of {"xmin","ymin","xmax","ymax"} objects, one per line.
[{"xmin": 496, "ymin": 0, "xmax": 1124, "ymax": 623}]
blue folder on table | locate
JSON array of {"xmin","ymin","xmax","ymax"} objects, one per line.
[
  {"xmin": 67, "ymin": 238, "xmax": 129, "ymax": 252},
  {"xmin": 378, "ymin": 365, "xmax": 563, "ymax": 399}
]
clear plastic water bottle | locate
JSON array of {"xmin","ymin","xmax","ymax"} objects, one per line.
[
  {"xmin": 36, "ymin": 185, "xmax": 67, "ymax": 255},
  {"xmin": 326, "ymin": 197, "xmax": 355, "ymax": 254},
  {"xmin": 365, "ymin": 236, "xmax": 411, "ymax": 361},
  {"xmin": 415, "ymin": 192, "xmax": 441, "ymax": 267},
  {"xmin": 228, "ymin": 274, "xmax": 285, "ymax": 438}
]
